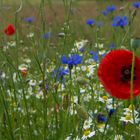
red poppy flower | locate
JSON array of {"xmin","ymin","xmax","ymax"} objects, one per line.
[
  {"xmin": 98, "ymin": 49, "xmax": 140, "ymax": 99},
  {"xmin": 4, "ymin": 24, "xmax": 15, "ymax": 36}
]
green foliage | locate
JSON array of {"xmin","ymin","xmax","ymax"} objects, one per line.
[{"xmin": 0, "ymin": 0, "xmax": 140, "ymax": 140}]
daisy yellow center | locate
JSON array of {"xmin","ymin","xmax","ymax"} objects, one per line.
[
  {"xmin": 12, "ymin": 102, "xmax": 16, "ymax": 107},
  {"xmin": 93, "ymin": 62, "xmax": 96, "ymax": 66},
  {"xmin": 102, "ymin": 96, "xmax": 108, "ymax": 100},
  {"xmin": 125, "ymin": 115, "xmax": 131, "ymax": 120},
  {"xmin": 128, "ymin": 104, "xmax": 135, "ymax": 110},
  {"xmin": 83, "ymin": 129, "xmax": 90, "ymax": 136},
  {"xmin": 116, "ymin": 136, "xmax": 122, "ymax": 140},
  {"xmin": 48, "ymin": 66, "xmax": 53, "ymax": 72},
  {"xmin": 62, "ymin": 93, "xmax": 65, "ymax": 96},
  {"xmin": 86, "ymin": 67, "xmax": 90, "ymax": 72},
  {"xmin": 97, "ymin": 123, "xmax": 105, "ymax": 129}
]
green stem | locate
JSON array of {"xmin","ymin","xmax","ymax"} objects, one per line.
[
  {"xmin": 33, "ymin": 53, "xmax": 48, "ymax": 140},
  {"xmin": 0, "ymin": 86, "xmax": 14, "ymax": 140},
  {"xmin": 21, "ymin": 81, "xmax": 33, "ymax": 140},
  {"xmin": 130, "ymin": 51, "xmax": 136, "ymax": 132}
]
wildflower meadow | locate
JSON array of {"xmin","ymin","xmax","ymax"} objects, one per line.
[{"xmin": 0, "ymin": 0, "xmax": 140, "ymax": 140}]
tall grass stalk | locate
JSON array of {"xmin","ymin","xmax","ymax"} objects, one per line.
[
  {"xmin": 0, "ymin": 86, "xmax": 14, "ymax": 140},
  {"xmin": 130, "ymin": 51, "xmax": 136, "ymax": 134}
]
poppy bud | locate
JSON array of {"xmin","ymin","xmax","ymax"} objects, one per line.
[{"xmin": 20, "ymin": 68, "xmax": 27, "ymax": 77}]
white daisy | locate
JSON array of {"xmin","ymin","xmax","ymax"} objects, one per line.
[
  {"xmin": 96, "ymin": 123, "xmax": 109, "ymax": 133},
  {"xmin": 120, "ymin": 114, "xmax": 140, "ymax": 124},
  {"xmin": 82, "ymin": 129, "xmax": 95, "ymax": 140},
  {"xmin": 29, "ymin": 79, "xmax": 37, "ymax": 86},
  {"xmin": 94, "ymin": 43, "xmax": 104, "ymax": 49},
  {"xmin": 74, "ymin": 39, "xmax": 88, "ymax": 50},
  {"xmin": 18, "ymin": 64, "xmax": 28, "ymax": 71},
  {"xmin": 114, "ymin": 135, "xmax": 124, "ymax": 140},
  {"xmin": 27, "ymin": 32, "xmax": 34, "ymax": 38},
  {"xmin": 99, "ymin": 95, "xmax": 112, "ymax": 104},
  {"xmin": 83, "ymin": 118, "xmax": 93, "ymax": 129}
]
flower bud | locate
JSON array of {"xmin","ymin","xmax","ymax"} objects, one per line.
[{"xmin": 75, "ymin": 104, "xmax": 88, "ymax": 120}]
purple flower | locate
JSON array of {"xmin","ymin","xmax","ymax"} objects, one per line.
[
  {"xmin": 43, "ymin": 32, "xmax": 51, "ymax": 39},
  {"xmin": 24, "ymin": 17, "xmax": 34, "ymax": 23},
  {"xmin": 45, "ymin": 83, "xmax": 49, "ymax": 91}
]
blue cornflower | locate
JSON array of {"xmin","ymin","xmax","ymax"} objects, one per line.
[
  {"xmin": 133, "ymin": 2, "xmax": 140, "ymax": 8},
  {"xmin": 43, "ymin": 32, "xmax": 51, "ymax": 39},
  {"xmin": 45, "ymin": 83, "xmax": 49, "ymax": 91},
  {"xmin": 106, "ymin": 108, "xmax": 115, "ymax": 117},
  {"xmin": 102, "ymin": 10, "xmax": 108, "ymax": 16},
  {"xmin": 53, "ymin": 67, "xmax": 69, "ymax": 82},
  {"xmin": 24, "ymin": 17, "xmax": 34, "ymax": 23},
  {"xmin": 96, "ymin": 21, "xmax": 104, "ymax": 27},
  {"xmin": 61, "ymin": 54, "xmax": 82, "ymax": 69},
  {"xmin": 112, "ymin": 16, "xmax": 128, "ymax": 28},
  {"xmin": 101, "ymin": 53, "xmax": 106, "ymax": 58},
  {"xmin": 109, "ymin": 43, "xmax": 116, "ymax": 49},
  {"xmin": 106, "ymin": 5, "xmax": 116, "ymax": 12},
  {"xmin": 58, "ymin": 67, "xmax": 69, "ymax": 76},
  {"xmin": 89, "ymin": 51, "xmax": 99, "ymax": 62},
  {"xmin": 86, "ymin": 19, "xmax": 94, "ymax": 26},
  {"xmin": 97, "ymin": 114, "xmax": 107, "ymax": 123},
  {"xmin": 79, "ymin": 47, "xmax": 85, "ymax": 53},
  {"xmin": 102, "ymin": 5, "xmax": 116, "ymax": 16}
]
